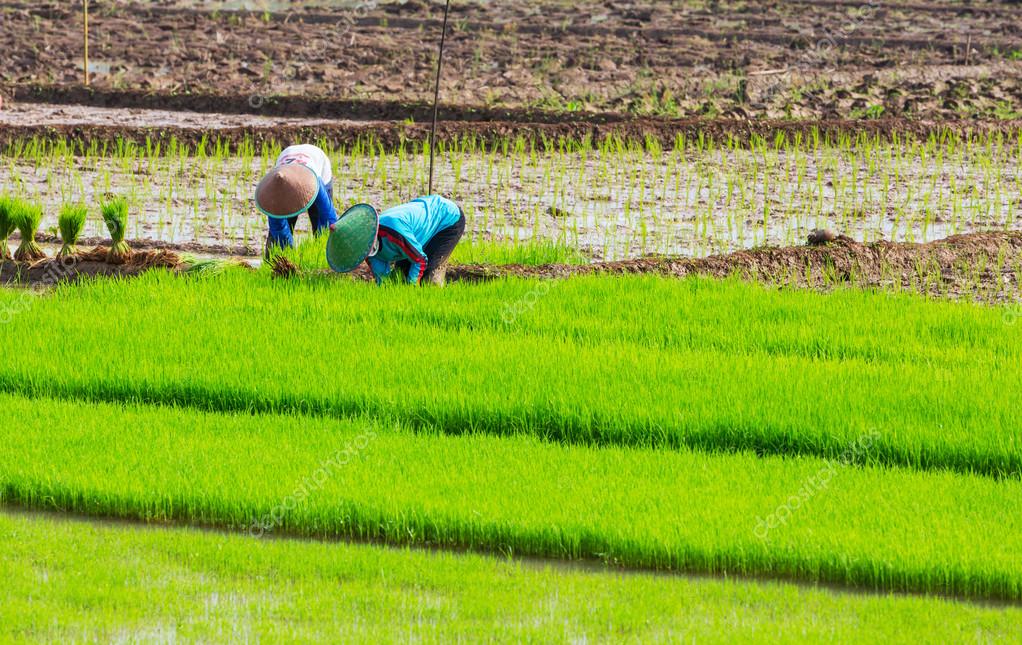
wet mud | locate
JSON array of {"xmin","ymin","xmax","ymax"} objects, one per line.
[{"xmin": 0, "ymin": 1, "xmax": 1019, "ymax": 121}]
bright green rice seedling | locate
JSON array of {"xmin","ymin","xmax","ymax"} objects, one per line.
[
  {"xmin": 4, "ymin": 510, "xmax": 1021, "ymax": 641},
  {"xmin": 0, "ymin": 195, "xmax": 15, "ymax": 261},
  {"xmin": 57, "ymin": 204, "xmax": 88, "ymax": 258},
  {"xmin": 11, "ymin": 198, "xmax": 45, "ymax": 262},
  {"xmin": 100, "ymin": 197, "xmax": 131, "ymax": 263},
  {"xmin": 1, "ymin": 272, "xmax": 1018, "ymax": 477},
  {"xmin": 3, "ymin": 393, "xmax": 1022, "ymax": 600}
]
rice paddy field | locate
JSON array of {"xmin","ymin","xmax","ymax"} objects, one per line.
[
  {"xmin": 3, "ymin": 0, "xmax": 1022, "ymax": 642},
  {"xmin": 3, "ymin": 131, "xmax": 1022, "ymax": 259}
]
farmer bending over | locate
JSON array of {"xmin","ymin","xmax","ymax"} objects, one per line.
[
  {"xmin": 254, "ymin": 144, "xmax": 338, "ymax": 253},
  {"xmin": 326, "ymin": 195, "xmax": 465, "ymax": 286}
]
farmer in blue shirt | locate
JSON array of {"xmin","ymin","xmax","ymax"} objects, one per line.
[
  {"xmin": 254, "ymin": 144, "xmax": 338, "ymax": 253},
  {"xmin": 326, "ymin": 195, "xmax": 466, "ymax": 286}
]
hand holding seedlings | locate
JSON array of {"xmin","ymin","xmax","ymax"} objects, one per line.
[
  {"xmin": 11, "ymin": 199, "xmax": 46, "ymax": 262},
  {"xmin": 101, "ymin": 197, "xmax": 132, "ymax": 263},
  {"xmin": 58, "ymin": 204, "xmax": 88, "ymax": 258},
  {"xmin": 327, "ymin": 196, "xmax": 465, "ymax": 287}
]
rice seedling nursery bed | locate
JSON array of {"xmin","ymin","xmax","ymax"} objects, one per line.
[
  {"xmin": 6, "ymin": 510, "xmax": 1021, "ymax": 643},
  {"xmin": 3, "ymin": 0, "xmax": 1022, "ymax": 628}
]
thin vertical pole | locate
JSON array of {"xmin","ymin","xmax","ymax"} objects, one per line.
[
  {"xmin": 84, "ymin": 0, "xmax": 90, "ymax": 86},
  {"xmin": 428, "ymin": 0, "xmax": 452, "ymax": 196}
]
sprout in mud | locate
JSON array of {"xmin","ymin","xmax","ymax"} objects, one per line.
[
  {"xmin": 58, "ymin": 203, "xmax": 88, "ymax": 258},
  {"xmin": 11, "ymin": 199, "xmax": 46, "ymax": 262},
  {"xmin": 0, "ymin": 195, "xmax": 15, "ymax": 261},
  {"xmin": 100, "ymin": 197, "xmax": 132, "ymax": 263}
]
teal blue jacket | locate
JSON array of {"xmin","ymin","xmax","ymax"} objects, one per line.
[{"xmin": 367, "ymin": 195, "xmax": 462, "ymax": 284}]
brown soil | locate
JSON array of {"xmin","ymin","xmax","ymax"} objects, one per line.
[
  {"xmin": 349, "ymin": 232, "xmax": 1022, "ymax": 302},
  {"xmin": 20, "ymin": 233, "xmax": 262, "ymax": 258},
  {"xmin": 0, "ymin": 1, "xmax": 1019, "ymax": 121},
  {"xmin": 5, "ymin": 232, "xmax": 1020, "ymax": 302},
  {"xmin": 0, "ymin": 247, "xmax": 182, "ymax": 286}
]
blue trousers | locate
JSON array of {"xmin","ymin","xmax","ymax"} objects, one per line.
[{"xmin": 265, "ymin": 180, "xmax": 334, "ymax": 253}]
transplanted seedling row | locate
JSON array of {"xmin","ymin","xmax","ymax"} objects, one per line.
[
  {"xmin": 0, "ymin": 271, "xmax": 1017, "ymax": 477},
  {"xmin": 3, "ymin": 129, "xmax": 1021, "ymax": 259},
  {"xmin": 1, "ymin": 393, "xmax": 1021, "ymax": 601}
]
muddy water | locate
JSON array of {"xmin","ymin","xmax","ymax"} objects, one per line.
[{"xmin": 2, "ymin": 141, "xmax": 1020, "ymax": 260}]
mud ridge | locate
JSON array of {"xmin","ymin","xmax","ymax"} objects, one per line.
[
  {"xmin": 440, "ymin": 232, "xmax": 1022, "ymax": 301},
  {"xmin": 786, "ymin": 0, "xmax": 1022, "ymax": 16},
  {"xmin": 2, "ymin": 84, "xmax": 631, "ymax": 125},
  {"xmin": 4, "ymin": 233, "xmax": 1020, "ymax": 301},
  {"xmin": 0, "ymin": 248, "xmax": 182, "ymax": 286},
  {"xmin": 21, "ymin": 232, "xmax": 261, "ymax": 258}
]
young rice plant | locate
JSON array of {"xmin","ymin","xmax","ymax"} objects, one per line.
[
  {"xmin": 100, "ymin": 197, "xmax": 131, "ymax": 263},
  {"xmin": 11, "ymin": 198, "xmax": 45, "ymax": 262},
  {"xmin": 57, "ymin": 204, "xmax": 88, "ymax": 258}
]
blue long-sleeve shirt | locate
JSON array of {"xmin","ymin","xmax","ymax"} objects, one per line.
[
  {"xmin": 267, "ymin": 177, "xmax": 338, "ymax": 248},
  {"xmin": 367, "ymin": 195, "xmax": 462, "ymax": 284}
]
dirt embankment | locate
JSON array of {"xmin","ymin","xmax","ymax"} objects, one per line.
[
  {"xmin": 4, "ymin": 233, "xmax": 1020, "ymax": 302},
  {"xmin": 0, "ymin": 248, "xmax": 182, "ymax": 287},
  {"xmin": 444, "ymin": 232, "xmax": 1022, "ymax": 301},
  {"xmin": 271, "ymin": 230, "xmax": 1022, "ymax": 303}
]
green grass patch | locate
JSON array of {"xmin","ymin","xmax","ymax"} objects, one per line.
[
  {"xmin": 4, "ymin": 510, "xmax": 1019, "ymax": 641},
  {"xmin": 449, "ymin": 237, "xmax": 589, "ymax": 266},
  {"xmin": 1, "ymin": 393, "xmax": 1021, "ymax": 600},
  {"xmin": 274, "ymin": 233, "xmax": 587, "ymax": 274}
]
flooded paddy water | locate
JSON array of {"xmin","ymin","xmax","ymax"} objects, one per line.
[{"xmin": 2, "ymin": 134, "xmax": 1020, "ymax": 261}]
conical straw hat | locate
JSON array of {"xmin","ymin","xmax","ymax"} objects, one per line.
[
  {"xmin": 255, "ymin": 165, "xmax": 319, "ymax": 219},
  {"xmin": 326, "ymin": 204, "xmax": 380, "ymax": 273}
]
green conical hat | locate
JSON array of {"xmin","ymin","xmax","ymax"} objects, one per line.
[{"xmin": 326, "ymin": 204, "xmax": 379, "ymax": 273}]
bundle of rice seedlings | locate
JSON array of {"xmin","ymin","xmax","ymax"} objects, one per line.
[
  {"xmin": 11, "ymin": 199, "xmax": 46, "ymax": 262},
  {"xmin": 57, "ymin": 203, "xmax": 88, "ymax": 258},
  {"xmin": 270, "ymin": 254, "xmax": 300, "ymax": 279},
  {"xmin": 0, "ymin": 195, "xmax": 14, "ymax": 261},
  {"xmin": 100, "ymin": 197, "xmax": 132, "ymax": 263}
]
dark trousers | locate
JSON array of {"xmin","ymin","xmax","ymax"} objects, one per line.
[{"xmin": 396, "ymin": 211, "xmax": 466, "ymax": 283}]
